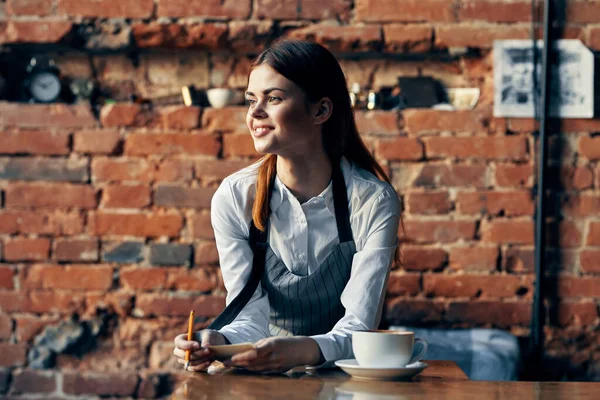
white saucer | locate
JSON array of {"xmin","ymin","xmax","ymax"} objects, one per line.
[{"xmin": 334, "ymin": 359, "xmax": 428, "ymax": 381}]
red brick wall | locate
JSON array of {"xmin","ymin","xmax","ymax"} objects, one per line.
[{"xmin": 1, "ymin": 0, "xmax": 600, "ymax": 396}]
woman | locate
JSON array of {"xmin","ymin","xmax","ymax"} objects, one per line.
[{"xmin": 173, "ymin": 39, "xmax": 401, "ymax": 373}]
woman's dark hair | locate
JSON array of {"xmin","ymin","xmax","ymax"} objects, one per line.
[{"xmin": 249, "ymin": 39, "xmax": 401, "ymax": 263}]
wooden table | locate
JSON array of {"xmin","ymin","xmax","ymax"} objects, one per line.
[{"xmin": 169, "ymin": 360, "xmax": 598, "ymax": 399}]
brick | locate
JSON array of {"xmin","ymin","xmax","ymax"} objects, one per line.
[
  {"xmin": 356, "ymin": 0, "xmax": 455, "ymax": 22},
  {"xmin": 354, "ymin": 110, "xmax": 401, "ymax": 135},
  {"xmin": 436, "ymin": 24, "xmax": 530, "ymax": 48},
  {"xmin": 402, "ymin": 219, "xmax": 477, "ymax": 243},
  {"xmin": 0, "ymin": 313, "xmax": 11, "ymax": 339},
  {"xmin": 457, "ymin": 190, "xmax": 534, "ymax": 216},
  {"xmin": 99, "ymin": 104, "xmax": 145, "ymax": 127},
  {"xmin": 0, "ymin": 292, "xmax": 30, "ymax": 313},
  {"xmin": 135, "ymin": 293, "xmax": 225, "ymax": 317},
  {"xmin": 386, "ymin": 272, "xmax": 420, "ymax": 296},
  {"xmin": 0, "ymin": 130, "xmax": 70, "ymax": 155},
  {"xmin": 23, "ymin": 265, "xmax": 113, "ymax": 291},
  {"xmin": 6, "ymin": 0, "xmax": 53, "ymax": 16},
  {"xmin": 10, "ymin": 370, "xmax": 56, "ymax": 394},
  {"xmin": 154, "ymin": 184, "xmax": 216, "ymax": 209},
  {"xmin": 400, "ymin": 245, "xmax": 447, "ymax": 271},
  {"xmin": 120, "ymin": 267, "xmax": 167, "ymax": 290},
  {"xmin": 157, "ymin": 0, "xmax": 251, "ymax": 18},
  {"xmin": 375, "ymin": 138, "xmax": 423, "ymax": 161},
  {"xmin": 4, "ymin": 238, "xmax": 50, "ymax": 261},
  {"xmin": 223, "ymin": 133, "xmax": 258, "ymax": 158},
  {"xmin": 552, "ymin": 194, "xmax": 600, "ymax": 218},
  {"xmin": 166, "ymin": 268, "xmax": 218, "ymax": 291},
  {"xmin": 550, "ymin": 302, "xmax": 598, "ymax": 327},
  {"xmin": 0, "ymin": 211, "xmax": 83, "ymax": 235},
  {"xmin": 494, "ymin": 163, "xmax": 533, "ymax": 187},
  {"xmin": 414, "ymin": 163, "xmax": 487, "ymax": 188},
  {"xmin": 89, "ymin": 213, "xmax": 183, "ymax": 238},
  {"xmin": 446, "ymin": 301, "xmax": 530, "ymax": 326},
  {"xmin": 459, "ymin": 1, "xmax": 532, "ymax": 22},
  {"xmin": 0, "ymin": 343, "xmax": 27, "ymax": 367},
  {"xmin": 0, "ymin": 20, "xmax": 72, "ymax": 44},
  {"xmin": 0, "ymin": 157, "xmax": 88, "ymax": 182},
  {"xmin": 545, "ymin": 221, "xmax": 582, "ymax": 248},
  {"xmin": 157, "ymin": 107, "xmax": 202, "ymax": 129},
  {"xmin": 57, "ymin": 345, "xmax": 144, "ymax": 371},
  {"xmin": 195, "ymin": 159, "xmax": 252, "ymax": 181},
  {"xmin": 58, "ymin": 0, "xmax": 153, "ymax": 18},
  {"xmin": 5, "ymin": 183, "xmax": 97, "ymax": 209},
  {"xmin": 228, "ymin": 21, "xmax": 275, "ymax": 53},
  {"xmin": 0, "ymin": 266, "xmax": 14, "ymax": 289},
  {"xmin": 406, "ymin": 191, "xmax": 451, "ymax": 215},
  {"xmin": 73, "ymin": 130, "xmax": 120, "ymax": 154},
  {"xmin": 301, "ymin": 0, "xmax": 351, "ymax": 20},
  {"xmin": 579, "ymin": 137, "xmax": 600, "ymax": 160},
  {"xmin": 124, "ymin": 132, "xmax": 219, "ymax": 156},
  {"xmin": 254, "ymin": 0, "xmax": 297, "ymax": 19},
  {"xmin": 156, "ymin": 158, "xmax": 194, "ymax": 182},
  {"xmin": 189, "ymin": 212, "xmax": 215, "ymax": 239},
  {"xmin": 383, "ymin": 24, "xmax": 433, "ymax": 53},
  {"xmin": 149, "ymin": 243, "xmax": 193, "ymax": 266},
  {"xmin": 149, "ymin": 341, "xmax": 177, "ymax": 369},
  {"xmin": 385, "ymin": 298, "xmax": 445, "ymax": 325},
  {"xmin": 91, "ymin": 157, "xmax": 155, "ymax": 182},
  {"xmin": 403, "ymin": 110, "xmax": 488, "ymax": 133},
  {"xmin": 133, "ymin": 23, "xmax": 228, "ymax": 50},
  {"xmin": 424, "ymin": 137, "xmax": 528, "ymax": 160},
  {"xmin": 195, "ymin": 241, "xmax": 220, "ymax": 265},
  {"xmin": 424, "ymin": 274, "xmax": 525, "ymax": 298},
  {"xmin": 481, "ymin": 220, "xmax": 534, "ymax": 244},
  {"xmin": 557, "ymin": 277, "xmax": 600, "ymax": 298},
  {"xmin": 547, "ymin": 166, "xmax": 594, "ymax": 191},
  {"xmin": 15, "ymin": 315, "xmax": 59, "ymax": 342},
  {"xmin": 503, "ymin": 246, "xmax": 534, "ymax": 273},
  {"xmin": 143, "ymin": 52, "xmax": 210, "ymax": 94},
  {"xmin": 62, "ymin": 371, "xmax": 139, "ymax": 397},
  {"xmin": 102, "ymin": 241, "xmax": 145, "ymax": 264},
  {"xmin": 588, "ymin": 222, "xmax": 600, "ymax": 246},
  {"xmin": 566, "ymin": 1, "xmax": 600, "ymax": 24},
  {"xmin": 201, "ymin": 107, "xmax": 247, "ymax": 132},
  {"xmin": 449, "ymin": 245, "xmax": 498, "ymax": 272},
  {"xmin": 101, "ymin": 184, "xmax": 151, "ymax": 208},
  {"xmin": 54, "ymin": 238, "xmax": 99, "ymax": 262},
  {"xmin": 580, "ymin": 250, "xmax": 600, "ymax": 274},
  {"xmin": 286, "ymin": 24, "xmax": 382, "ymax": 53},
  {"xmin": 28, "ymin": 291, "xmax": 86, "ymax": 314},
  {"xmin": 0, "ymin": 103, "xmax": 95, "ymax": 128}
]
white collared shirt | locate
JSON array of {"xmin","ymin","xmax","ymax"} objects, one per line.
[{"xmin": 211, "ymin": 157, "xmax": 401, "ymax": 362}]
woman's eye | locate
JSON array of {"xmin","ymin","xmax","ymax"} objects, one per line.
[
  {"xmin": 246, "ymin": 99, "xmax": 256, "ymax": 105},
  {"xmin": 268, "ymin": 96, "xmax": 281, "ymax": 102}
]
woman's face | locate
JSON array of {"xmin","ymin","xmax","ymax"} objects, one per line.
[{"xmin": 245, "ymin": 64, "xmax": 322, "ymax": 157}]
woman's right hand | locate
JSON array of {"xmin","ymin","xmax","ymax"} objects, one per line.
[{"xmin": 173, "ymin": 329, "xmax": 228, "ymax": 372}]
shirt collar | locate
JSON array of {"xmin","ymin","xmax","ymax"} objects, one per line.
[{"xmin": 269, "ymin": 157, "xmax": 352, "ymax": 215}]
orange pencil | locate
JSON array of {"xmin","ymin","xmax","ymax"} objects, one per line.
[{"xmin": 184, "ymin": 310, "xmax": 195, "ymax": 370}]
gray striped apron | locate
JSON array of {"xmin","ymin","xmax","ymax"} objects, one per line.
[
  {"xmin": 258, "ymin": 162, "xmax": 356, "ymax": 337},
  {"xmin": 208, "ymin": 161, "xmax": 355, "ymax": 337}
]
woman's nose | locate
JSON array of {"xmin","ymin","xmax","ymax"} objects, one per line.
[{"xmin": 250, "ymin": 103, "xmax": 267, "ymax": 119}]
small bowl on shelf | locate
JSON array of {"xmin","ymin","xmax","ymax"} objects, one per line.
[
  {"xmin": 206, "ymin": 88, "xmax": 244, "ymax": 108},
  {"xmin": 446, "ymin": 88, "xmax": 480, "ymax": 110}
]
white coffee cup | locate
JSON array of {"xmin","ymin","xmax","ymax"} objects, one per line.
[{"xmin": 352, "ymin": 330, "xmax": 428, "ymax": 368}]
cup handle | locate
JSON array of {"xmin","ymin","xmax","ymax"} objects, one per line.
[{"xmin": 408, "ymin": 338, "xmax": 428, "ymax": 365}]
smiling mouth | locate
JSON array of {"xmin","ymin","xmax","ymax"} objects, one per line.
[{"xmin": 253, "ymin": 126, "xmax": 274, "ymax": 137}]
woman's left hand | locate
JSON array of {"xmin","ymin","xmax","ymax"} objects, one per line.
[{"xmin": 223, "ymin": 336, "xmax": 321, "ymax": 374}]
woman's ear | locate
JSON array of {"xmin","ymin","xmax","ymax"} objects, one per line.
[{"xmin": 314, "ymin": 98, "xmax": 333, "ymax": 125}]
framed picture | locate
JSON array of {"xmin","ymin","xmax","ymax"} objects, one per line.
[{"xmin": 493, "ymin": 39, "xmax": 594, "ymax": 118}]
